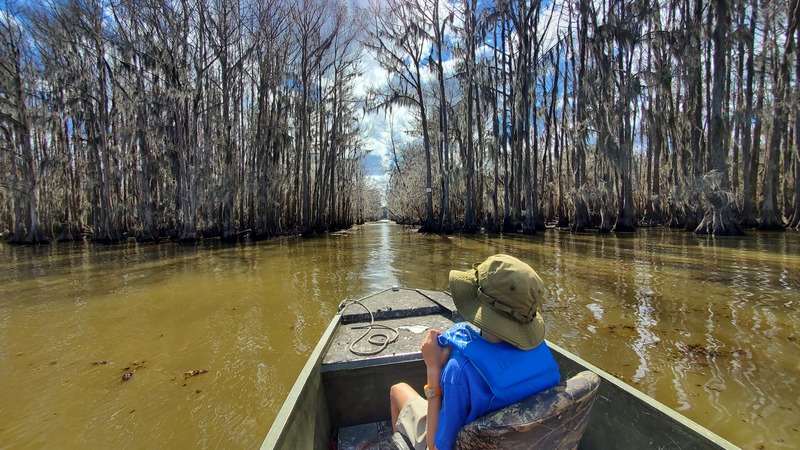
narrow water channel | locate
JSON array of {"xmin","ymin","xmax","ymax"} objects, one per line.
[{"xmin": 0, "ymin": 223, "xmax": 798, "ymax": 449}]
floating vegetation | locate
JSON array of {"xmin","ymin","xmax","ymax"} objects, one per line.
[
  {"xmin": 121, "ymin": 361, "xmax": 146, "ymax": 371},
  {"xmin": 184, "ymin": 369, "xmax": 208, "ymax": 379},
  {"xmin": 119, "ymin": 361, "xmax": 146, "ymax": 381},
  {"xmin": 683, "ymin": 343, "xmax": 723, "ymax": 358},
  {"xmin": 606, "ymin": 324, "xmax": 636, "ymax": 334},
  {"xmin": 677, "ymin": 343, "xmax": 745, "ymax": 360}
]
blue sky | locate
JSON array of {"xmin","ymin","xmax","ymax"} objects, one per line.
[{"xmin": 364, "ymin": 153, "xmax": 384, "ymax": 177}]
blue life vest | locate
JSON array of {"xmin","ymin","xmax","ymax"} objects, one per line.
[{"xmin": 438, "ymin": 322, "xmax": 561, "ymax": 410}]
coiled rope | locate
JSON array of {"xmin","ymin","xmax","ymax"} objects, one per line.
[{"xmin": 339, "ymin": 299, "xmax": 399, "ymax": 356}]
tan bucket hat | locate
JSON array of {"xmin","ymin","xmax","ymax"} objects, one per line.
[{"xmin": 449, "ymin": 254, "xmax": 546, "ymax": 350}]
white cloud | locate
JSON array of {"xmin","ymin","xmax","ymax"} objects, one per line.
[
  {"xmin": 353, "ymin": 34, "xmax": 419, "ymax": 189},
  {"xmin": 352, "ymin": 56, "xmax": 389, "ymax": 99},
  {"xmin": 359, "ymin": 105, "xmax": 415, "ymax": 174}
]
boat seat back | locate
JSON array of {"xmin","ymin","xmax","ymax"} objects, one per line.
[{"xmin": 454, "ymin": 370, "xmax": 601, "ymax": 450}]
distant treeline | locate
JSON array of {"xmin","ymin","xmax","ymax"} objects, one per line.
[
  {"xmin": 0, "ymin": 0, "xmax": 382, "ymax": 244},
  {"xmin": 373, "ymin": 0, "xmax": 799, "ymax": 235}
]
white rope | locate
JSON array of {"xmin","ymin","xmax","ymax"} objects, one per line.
[{"xmin": 339, "ymin": 299, "xmax": 399, "ymax": 356}]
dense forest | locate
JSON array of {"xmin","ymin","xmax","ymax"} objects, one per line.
[
  {"xmin": 1, "ymin": 0, "xmax": 798, "ymax": 244},
  {"xmin": 378, "ymin": 0, "xmax": 799, "ymax": 235},
  {"xmin": 0, "ymin": 0, "xmax": 382, "ymax": 244}
]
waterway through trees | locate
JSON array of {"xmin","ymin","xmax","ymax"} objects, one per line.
[{"xmin": 0, "ymin": 223, "xmax": 798, "ymax": 448}]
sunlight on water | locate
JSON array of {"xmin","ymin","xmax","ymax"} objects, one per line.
[{"xmin": 0, "ymin": 224, "xmax": 798, "ymax": 449}]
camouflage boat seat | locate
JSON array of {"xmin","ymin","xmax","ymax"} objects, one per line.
[{"xmin": 454, "ymin": 370, "xmax": 601, "ymax": 450}]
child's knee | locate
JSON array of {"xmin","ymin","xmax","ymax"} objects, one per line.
[
  {"xmin": 389, "ymin": 382, "xmax": 405, "ymax": 398},
  {"xmin": 390, "ymin": 382, "xmax": 412, "ymax": 404}
]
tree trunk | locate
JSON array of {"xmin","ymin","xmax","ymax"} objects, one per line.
[
  {"xmin": 178, "ymin": 5, "xmax": 203, "ymax": 243},
  {"xmin": 219, "ymin": 12, "xmax": 237, "ymax": 242},
  {"xmin": 556, "ymin": 50, "xmax": 569, "ymax": 229},
  {"xmin": 791, "ymin": 17, "xmax": 800, "ymax": 228},
  {"xmin": 3, "ymin": 20, "xmax": 46, "ymax": 244},
  {"xmin": 684, "ymin": 205, "xmax": 703, "ymax": 232},
  {"xmin": 490, "ymin": 26, "xmax": 501, "ymax": 233},
  {"xmin": 696, "ymin": 0, "xmax": 743, "ymax": 236},
  {"xmin": 418, "ymin": 75, "xmax": 436, "ymax": 233},
  {"xmin": 512, "ymin": 0, "xmax": 537, "ymax": 236},
  {"xmin": 436, "ymin": 0, "xmax": 452, "ymax": 233},
  {"xmin": 599, "ymin": 204, "xmax": 612, "ymax": 234},
  {"xmin": 739, "ymin": 0, "xmax": 759, "ymax": 228},
  {"xmin": 571, "ymin": 0, "xmax": 589, "ymax": 233},
  {"xmin": 136, "ymin": 99, "xmax": 157, "ymax": 242},
  {"xmin": 613, "ymin": 50, "xmax": 636, "ymax": 234},
  {"xmin": 300, "ymin": 34, "xmax": 312, "ymax": 236},
  {"xmin": 464, "ymin": 78, "xmax": 475, "ymax": 233},
  {"xmin": 90, "ymin": 9, "xmax": 119, "ymax": 244},
  {"xmin": 689, "ymin": 0, "xmax": 704, "ymax": 179},
  {"xmin": 758, "ymin": 0, "xmax": 797, "ymax": 230},
  {"xmin": 695, "ymin": 191, "xmax": 744, "ymax": 235},
  {"xmin": 613, "ymin": 167, "xmax": 636, "ymax": 232},
  {"xmin": 177, "ymin": 105, "xmax": 199, "ymax": 242}
]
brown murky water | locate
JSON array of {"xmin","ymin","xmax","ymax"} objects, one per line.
[{"xmin": 0, "ymin": 223, "xmax": 798, "ymax": 449}]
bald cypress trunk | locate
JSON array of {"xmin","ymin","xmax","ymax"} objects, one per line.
[
  {"xmin": 758, "ymin": 0, "xmax": 797, "ymax": 230},
  {"xmin": 2, "ymin": 19, "xmax": 46, "ymax": 244},
  {"xmin": 571, "ymin": 0, "xmax": 590, "ymax": 233},
  {"xmin": 791, "ymin": 19, "xmax": 800, "ymax": 228},
  {"xmin": 695, "ymin": 0, "xmax": 744, "ymax": 236}
]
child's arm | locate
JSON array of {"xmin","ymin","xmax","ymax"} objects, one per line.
[
  {"xmin": 421, "ymin": 329, "xmax": 451, "ymax": 450},
  {"xmin": 426, "ymin": 387, "xmax": 443, "ymax": 450}
]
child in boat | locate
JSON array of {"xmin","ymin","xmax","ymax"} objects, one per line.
[{"xmin": 389, "ymin": 254, "xmax": 561, "ymax": 450}]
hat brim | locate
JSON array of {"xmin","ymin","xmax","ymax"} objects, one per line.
[{"xmin": 449, "ymin": 269, "xmax": 545, "ymax": 351}]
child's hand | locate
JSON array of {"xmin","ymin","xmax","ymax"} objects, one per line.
[{"xmin": 421, "ymin": 329, "xmax": 452, "ymax": 374}]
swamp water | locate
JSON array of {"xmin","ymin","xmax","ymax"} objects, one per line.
[{"xmin": 0, "ymin": 222, "xmax": 798, "ymax": 448}]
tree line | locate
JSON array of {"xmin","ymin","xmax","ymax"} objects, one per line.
[
  {"xmin": 1, "ymin": 0, "xmax": 382, "ymax": 244},
  {"xmin": 376, "ymin": 0, "xmax": 799, "ymax": 235},
  {"xmin": 2, "ymin": 0, "xmax": 799, "ymax": 246}
]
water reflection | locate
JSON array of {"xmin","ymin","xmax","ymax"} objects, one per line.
[
  {"xmin": 359, "ymin": 222, "xmax": 400, "ymax": 290},
  {"xmin": 0, "ymin": 224, "xmax": 798, "ymax": 449}
]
